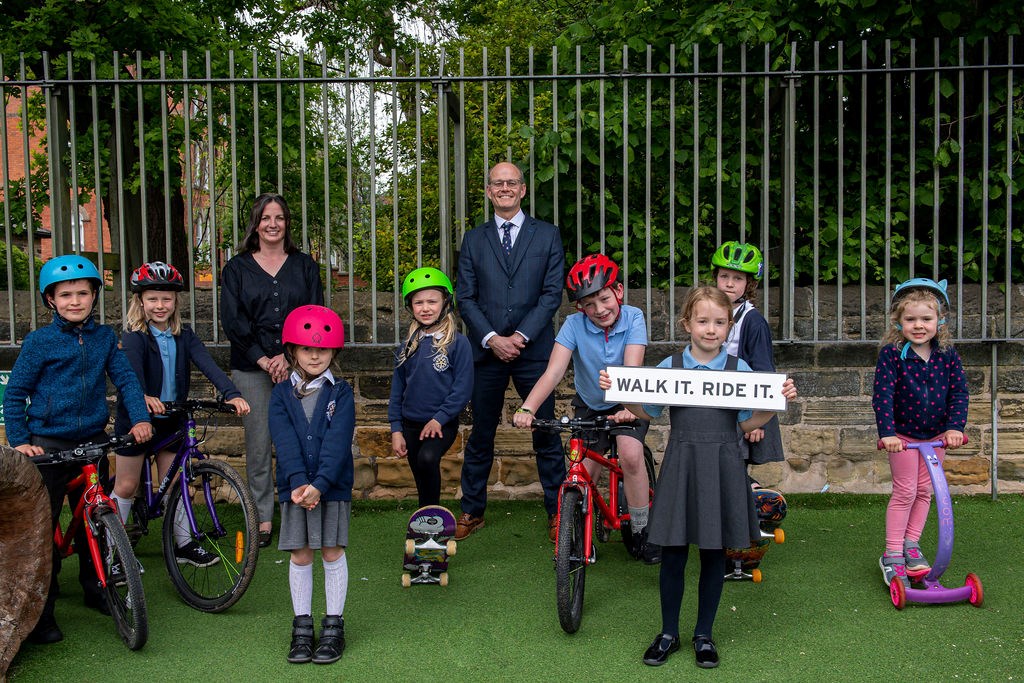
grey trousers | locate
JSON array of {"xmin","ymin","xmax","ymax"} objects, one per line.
[{"xmin": 233, "ymin": 369, "xmax": 276, "ymax": 524}]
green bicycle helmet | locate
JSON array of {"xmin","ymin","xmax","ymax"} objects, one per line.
[
  {"xmin": 401, "ymin": 267, "xmax": 453, "ymax": 305},
  {"xmin": 711, "ymin": 241, "xmax": 764, "ymax": 281}
]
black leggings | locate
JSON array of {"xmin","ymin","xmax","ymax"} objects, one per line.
[
  {"xmin": 402, "ymin": 419, "xmax": 459, "ymax": 507},
  {"xmin": 658, "ymin": 545, "xmax": 726, "ymax": 639}
]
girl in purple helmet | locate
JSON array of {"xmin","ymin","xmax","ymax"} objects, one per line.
[
  {"xmin": 269, "ymin": 305, "xmax": 354, "ymax": 666},
  {"xmin": 872, "ymin": 278, "xmax": 968, "ymax": 589}
]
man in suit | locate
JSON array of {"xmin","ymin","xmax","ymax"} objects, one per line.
[{"xmin": 455, "ymin": 161, "xmax": 566, "ymax": 541}]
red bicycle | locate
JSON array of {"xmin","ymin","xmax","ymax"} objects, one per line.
[
  {"xmin": 31, "ymin": 434, "xmax": 147, "ymax": 650},
  {"xmin": 531, "ymin": 416, "xmax": 655, "ymax": 634}
]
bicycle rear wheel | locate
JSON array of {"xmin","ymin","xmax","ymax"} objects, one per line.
[
  {"xmin": 162, "ymin": 459, "xmax": 259, "ymax": 612},
  {"xmin": 555, "ymin": 487, "xmax": 587, "ymax": 634},
  {"xmin": 92, "ymin": 507, "xmax": 148, "ymax": 650},
  {"xmin": 619, "ymin": 444, "xmax": 657, "ymax": 558}
]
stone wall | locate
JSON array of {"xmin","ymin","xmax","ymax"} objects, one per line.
[{"xmin": 3, "ymin": 283, "xmax": 1023, "ymax": 499}]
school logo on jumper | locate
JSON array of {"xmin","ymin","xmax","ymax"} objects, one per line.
[
  {"xmin": 604, "ymin": 365, "xmax": 789, "ymax": 411},
  {"xmin": 433, "ymin": 353, "xmax": 450, "ymax": 372},
  {"xmin": 325, "ymin": 399, "xmax": 336, "ymax": 422}
]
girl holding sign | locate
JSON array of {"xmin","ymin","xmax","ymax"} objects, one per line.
[
  {"xmin": 600, "ymin": 286, "xmax": 796, "ymax": 669},
  {"xmin": 872, "ymin": 278, "xmax": 967, "ymax": 590},
  {"xmin": 711, "ymin": 241, "xmax": 784, "ymax": 475}
]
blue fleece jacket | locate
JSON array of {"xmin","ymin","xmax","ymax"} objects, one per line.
[
  {"xmin": 387, "ymin": 333, "xmax": 473, "ymax": 431},
  {"xmin": 4, "ymin": 314, "xmax": 150, "ymax": 447}
]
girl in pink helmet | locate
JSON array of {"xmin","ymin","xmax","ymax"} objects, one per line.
[{"xmin": 268, "ymin": 305, "xmax": 355, "ymax": 666}]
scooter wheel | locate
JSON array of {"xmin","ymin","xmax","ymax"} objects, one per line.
[
  {"xmin": 966, "ymin": 572, "xmax": 984, "ymax": 607},
  {"xmin": 890, "ymin": 579, "xmax": 906, "ymax": 610}
]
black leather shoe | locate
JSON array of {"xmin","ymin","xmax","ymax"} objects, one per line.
[
  {"xmin": 693, "ymin": 635, "xmax": 719, "ymax": 668},
  {"xmin": 312, "ymin": 615, "xmax": 345, "ymax": 664},
  {"xmin": 259, "ymin": 530, "xmax": 273, "ymax": 548},
  {"xmin": 287, "ymin": 615, "xmax": 315, "ymax": 663},
  {"xmin": 642, "ymin": 633, "xmax": 680, "ymax": 666},
  {"xmin": 27, "ymin": 615, "xmax": 64, "ymax": 645},
  {"xmin": 83, "ymin": 589, "xmax": 111, "ymax": 616}
]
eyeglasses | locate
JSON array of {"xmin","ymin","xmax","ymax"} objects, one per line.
[{"xmin": 489, "ymin": 179, "xmax": 522, "ymax": 188}]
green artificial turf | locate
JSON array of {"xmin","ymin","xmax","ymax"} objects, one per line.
[{"xmin": 8, "ymin": 495, "xmax": 1023, "ymax": 681}]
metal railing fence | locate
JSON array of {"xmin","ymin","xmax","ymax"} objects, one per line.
[{"xmin": 1, "ymin": 36, "xmax": 1022, "ymax": 347}]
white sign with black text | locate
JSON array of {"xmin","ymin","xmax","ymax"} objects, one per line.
[{"xmin": 603, "ymin": 365, "xmax": 788, "ymax": 411}]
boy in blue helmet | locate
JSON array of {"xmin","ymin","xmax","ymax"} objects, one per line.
[{"xmin": 4, "ymin": 254, "xmax": 153, "ymax": 645}]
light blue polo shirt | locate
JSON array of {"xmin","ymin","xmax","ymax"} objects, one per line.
[
  {"xmin": 555, "ymin": 304, "xmax": 647, "ymax": 410},
  {"xmin": 644, "ymin": 346, "xmax": 753, "ymax": 422},
  {"xmin": 150, "ymin": 325, "xmax": 178, "ymax": 403}
]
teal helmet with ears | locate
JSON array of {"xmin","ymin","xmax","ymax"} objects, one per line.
[{"xmin": 892, "ymin": 278, "xmax": 950, "ymax": 309}]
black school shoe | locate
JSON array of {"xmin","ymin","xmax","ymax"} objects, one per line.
[
  {"xmin": 312, "ymin": 615, "xmax": 345, "ymax": 664},
  {"xmin": 83, "ymin": 588, "xmax": 111, "ymax": 616},
  {"xmin": 693, "ymin": 635, "xmax": 719, "ymax": 668},
  {"xmin": 642, "ymin": 633, "xmax": 680, "ymax": 666},
  {"xmin": 287, "ymin": 615, "xmax": 315, "ymax": 664},
  {"xmin": 27, "ymin": 614, "xmax": 64, "ymax": 645}
]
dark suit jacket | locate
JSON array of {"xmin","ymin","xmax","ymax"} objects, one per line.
[{"xmin": 456, "ymin": 213, "xmax": 565, "ymax": 363}]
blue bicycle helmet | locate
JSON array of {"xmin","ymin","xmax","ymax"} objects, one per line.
[
  {"xmin": 39, "ymin": 254, "xmax": 103, "ymax": 308},
  {"xmin": 892, "ymin": 277, "xmax": 950, "ymax": 309}
]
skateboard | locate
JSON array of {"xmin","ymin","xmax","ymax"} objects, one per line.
[
  {"xmin": 401, "ymin": 505, "xmax": 457, "ymax": 587},
  {"xmin": 724, "ymin": 488, "xmax": 787, "ymax": 582}
]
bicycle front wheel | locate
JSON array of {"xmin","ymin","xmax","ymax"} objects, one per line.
[
  {"xmin": 162, "ymin": 459, "xmax": 259, "ymax": 612},
  {"xmin": 92, "ymin": 507, "xmax": 148, "ymax": 650},
  {"xmin": 555, "ymin": 487, "xmax": 587, "ymax": 634}
]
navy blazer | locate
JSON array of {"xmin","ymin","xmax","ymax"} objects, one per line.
[
  {"xmin": 115, "ymin": 325, "xmax": 242, "ymax": 433},
  {"xmin": 456, "ymin": 213, "xmax": 565, "ymax": 363},
  {"xmin": 269, "ymin": 379, "xmax": 355, "ymax": 502}
]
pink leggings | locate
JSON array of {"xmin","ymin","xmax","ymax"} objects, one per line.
[{"xmin": 885, "ymin": 437, "xmax": 945, "ymax": 552}]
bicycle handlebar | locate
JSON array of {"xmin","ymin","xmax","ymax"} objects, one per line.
[
  {"xmin": 29, "ymin": 433, "xmax": 137, "ymax": 466},
  {"xmin": 530, "ymin": 415, "xmax": 623, "ymax": 433},
  {"xmin": 161, "ymin": 398, "xmax": 240, "ymax": 415}
]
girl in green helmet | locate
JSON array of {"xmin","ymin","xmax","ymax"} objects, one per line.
[
  {"xmin": 388, "ymin": 267, "xmax": 474, "ymax": 506},
  {"xmin": 710, "ymin": 241, "xmax": 784, "ymax": 476}
]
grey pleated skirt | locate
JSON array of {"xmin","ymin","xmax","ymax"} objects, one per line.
[{"xmin": 277, "ymin": 500, "xmax": 351, "ymax": 550}]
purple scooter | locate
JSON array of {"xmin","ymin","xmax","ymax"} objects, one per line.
[{"xmin": 878, "ymin": 438, "xmax": 984, "ymax": 609}]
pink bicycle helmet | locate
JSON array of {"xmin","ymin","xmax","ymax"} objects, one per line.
[{"xmin": 282, "ymin": 305, "xmax": 345, "ymax": 349}]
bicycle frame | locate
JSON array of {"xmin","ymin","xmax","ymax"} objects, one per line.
[
  {"xmin": 557, "ymin": 436, "xmax": 627, "ymax": 563},
  {"xmin": 54, "ymin": 461, "xmax": 115, "ymax": 588},
  {"xmin": 135, "ymin": 407, "xmax": 223, "ymax": 542}
]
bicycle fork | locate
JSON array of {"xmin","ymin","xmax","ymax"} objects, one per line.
[{"xmin": 556, "ymin": 482, "xmax": 596, "ymax": 565}]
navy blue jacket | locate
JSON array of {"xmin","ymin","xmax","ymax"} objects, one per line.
[
  {"xmin": 735, "ymin": 306, "xmax": 776, "ymax": 372},
  {"xmin": 456, "ymin": 214, "xmax": 565, "ymax": 363},
  {"xmin": 269, "ymin": 378, "xmax": 355, "ymax": 502},
  {"xmin": 4, "ymin": 315, "xmax": 149, "ymax": 447},
  {"xmin": 114, "ymin": 325, "xmax": 243, "ymax": 433},
  {"xmin": 388, "ymin": 333, "xmax": 473, "ymax": 431}
]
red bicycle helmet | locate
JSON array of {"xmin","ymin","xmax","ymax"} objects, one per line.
[
  {"xmin": 565, "ymin": 254, "xmax": 620, "ymax": 302},
  {"xmin": 283, "ymin": 305, "xmax": 345, "ymax": 349},
  {"xmin": 130, "ymin": 261, "xmax": 184, "ymax": 293}
]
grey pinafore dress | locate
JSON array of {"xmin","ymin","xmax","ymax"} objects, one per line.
[{"xmin": 647, "ymin": 357, "xmax": 761, "ymax": 550}]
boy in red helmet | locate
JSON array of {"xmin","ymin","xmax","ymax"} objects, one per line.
[{"xmin": 513, "ymin": 254, "xmax": 659, "ymax": 563}]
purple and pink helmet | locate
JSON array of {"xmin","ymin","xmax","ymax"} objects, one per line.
[{"xmin": 283, "ymin": 305, "xmax": 345, "ymax": 349}]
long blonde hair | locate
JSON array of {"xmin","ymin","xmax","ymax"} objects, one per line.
[
  {"xmin": 284, "ymin": 343, "xmax": 339, "ymax": 398},
  {"xmin": 881, "ymin": 289, "xmax": 952, "ymax": 351},
  {"xmin": 124, "ymin": 291, "xmax": 182, "ymax": 335},
  {"xmin": 396, "ymin": 309, "xmax": 458, "ymax": 367}
]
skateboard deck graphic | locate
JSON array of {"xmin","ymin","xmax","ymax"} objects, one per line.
[
  {"xmin": 402, "ymin": 505, "xmax": 457, "ymax": 587},
  {"xmin": 725, "ymin": 488, "xmax": 787, "ymax": 582}
]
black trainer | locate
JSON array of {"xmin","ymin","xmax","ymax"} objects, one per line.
[
  {"xmin": 635, "ymin": 528, "xmax": 662, "ymax": 565},
  {"xmin": 287, "ymin": 615, "xmax": 315, "ymax": 664},
  {"xmin": 312, "ymin": 615, "xmax": 345, "ymax": 664},
  {"xmin": 27, "ymin": 614, "xmax": 64, "ymax": 645},
  {"xmin": 175, "ymin": 541, "xmax": 221, "ymax": 567}
]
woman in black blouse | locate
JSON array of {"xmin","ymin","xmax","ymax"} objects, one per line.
[{"xmin": 221, "ymin": 193, "xmax": 324, "ymax": 547}]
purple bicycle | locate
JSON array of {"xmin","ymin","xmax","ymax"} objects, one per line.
[
  {"xmin": 878, "ymin": 438, "xmax": 983, "ymax": 610},
  {"xmin": 120, "ymin": 399, "xmax": 259, "ymax": 612}
]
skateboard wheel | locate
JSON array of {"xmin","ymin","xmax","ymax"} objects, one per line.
[
  {"xmin": 439, "ymin": 572, "xmax": 449, "ymax": 587},
  {"xmin": 966, "ymin": 572, "xmax": 983, "ymax": 607},
  {"xmin": 889, "ymin": 578, "xmax": 906, "ymax": 609},
  {"xmin": 773, "ymin": 528, "xmax": 785, "ymax": 544},
  {"xmin": 401, "ymin": 573, "xmax": 411, "ymax": 588},
  {"xmin": 751, "ymin": 568, "xmax": 762, "ymax": 583},
  {"xmin": 446, "ymin": 540, "xmax": 457, "ymax": 556},
  {"xmin": 405, "ymin": 539, "xmax": 416, "ymax": 556}
]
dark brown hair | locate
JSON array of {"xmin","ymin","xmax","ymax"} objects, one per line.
[{"xmin": 241, "ymin": 193, "xmax": 296, "ymax": 253}]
